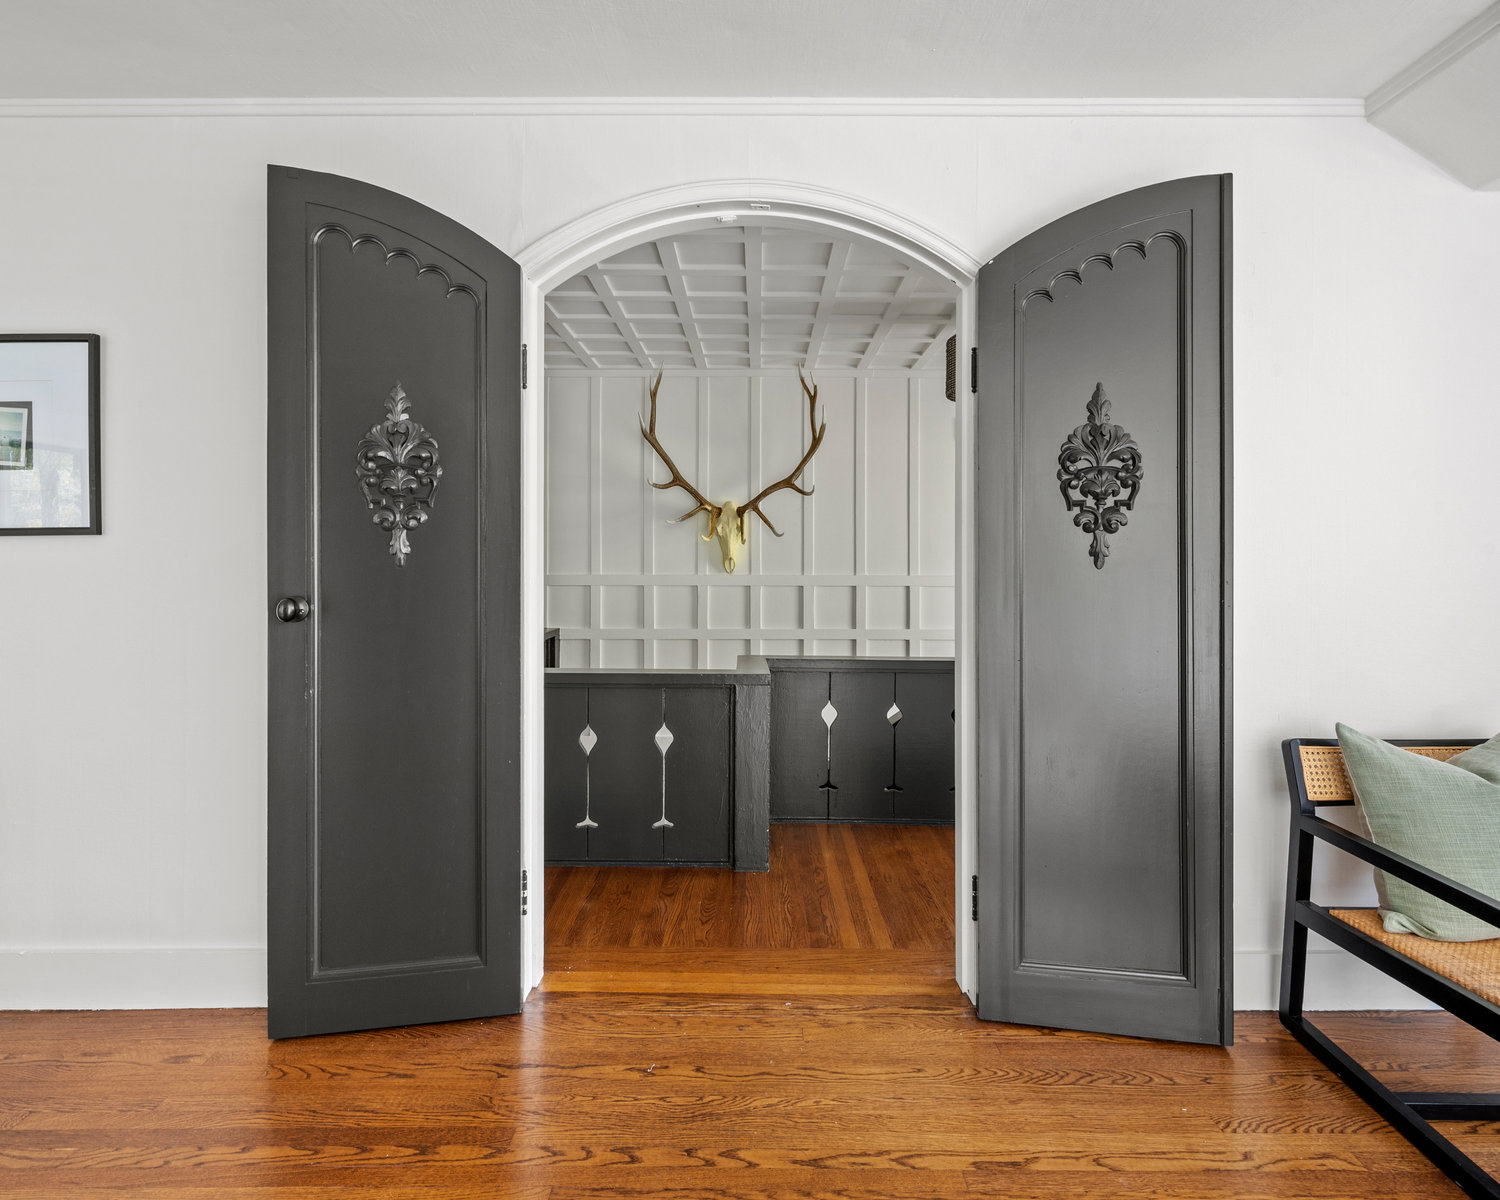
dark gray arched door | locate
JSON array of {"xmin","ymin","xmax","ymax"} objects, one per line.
[
  {"xmin": 267, "ymin": 166, "xmax": 523, "ymax": 1038},
  {"xmin": 976, "ymin": 175, "xmax": 1232, "ymax": 1044}
]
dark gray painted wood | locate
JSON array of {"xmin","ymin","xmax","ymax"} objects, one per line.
[
  {"xmin": 733, "ymin": 677, "xmax": 772, "ymax": 871},
  {"xmin": 766, "ymin": 658, "xmax": 954, "ymax": 675},
  {"xmin": 767, "ymin": 658, "xmax": 954, "ymax": 824},
  {"xmin": 892, "ymin": 671, "xmax": 955, "ymax": 821},
  {"xmin": 544, "ymin": 686, "xmax": 590, "ymax": 863},
  {"xmin": 770, "ymin": 669, "xmax": 832, "ymax": 820},
  {"xmin": 545, "ymin": 657, "xmax": 945, "ymax": 862},
  {"xmin": 664, "ymin": 687, "xmax": 732, "ymax": 863},
  {"xmin": 585, "ymin": 686, "xmax": 666, "ymax": 863},
  {"xmin": 266, "ymin": 166, "xmax": 521, "ymax": 1039},
  {"xmin": 542, "ymin": 668, "xmax": 771, "ymax": 869},
  {"xmin": 976, "ymin": 175, "xmax": 1232, "ymax": 1045},
  {"xmin": 829, "ymin": 671, "xmax": 895, "ymax": 820}
]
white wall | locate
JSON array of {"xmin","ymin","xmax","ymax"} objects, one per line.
[
  {"xmin": 546, "ymin": 369, "xmax": 955, "ymax": 667},
  {"xmin": 1, "ymin": 106, "xmax": 1497, "ymax": 1011}
]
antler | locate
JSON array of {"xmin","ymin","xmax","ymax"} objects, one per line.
[
  {"xmin": 739, "ymin": 367, "xmax": 827, "ymax": 539},
  {"xmin": 639, "ymin": 369, "xmax": 720, "ymax": 540}
]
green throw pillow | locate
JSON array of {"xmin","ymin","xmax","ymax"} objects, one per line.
[
  {"xmin": 1336, "ymin": 723, "xmax": 1500, "ymax": 941},
  {"xmin": 1452, "ymin": 734, "xmax": 1500, "ymax": 785}
]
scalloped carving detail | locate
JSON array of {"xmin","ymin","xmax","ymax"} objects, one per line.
[
  {"xmin": 1021, "ymin": 230, "xmax": 1185, "ymax": 309},
  {"xmin": 313, "ymin": 223, "xmax": 480, "ymax": 305}
]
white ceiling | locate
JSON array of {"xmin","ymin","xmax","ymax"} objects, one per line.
[
  {"xmin": 2, "ymin": 0, "xmax": 1492, "ymax": 100},
  {"xmin": 545, "ymin": 226, "xmax": 957, "ymax": 373},
  {"xmin": 1368, "ymin": 5, "xmax": 1500, "ymax": 188}
]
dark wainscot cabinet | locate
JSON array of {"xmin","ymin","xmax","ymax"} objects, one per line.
[
  {"xmin": 544, "ymin": 656, "xmax": 953, "ymax": 870},
  {"xmin": 769, "ymin": 657, "xmax": 954, "ymax": 823},
  {"xmin": 544, "ymin": 664, "xmax": 771, "ymax": 869}
]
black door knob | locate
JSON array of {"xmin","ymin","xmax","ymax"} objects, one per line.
[{"xmin": 274, "ymin": 596, "xmax": 312, "ymax": 623}]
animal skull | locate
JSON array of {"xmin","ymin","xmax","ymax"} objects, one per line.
[{"xmin": 709, "ymin": 500, "xmax": 744, "ymax": 573}]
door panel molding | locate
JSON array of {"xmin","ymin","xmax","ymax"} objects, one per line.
[{"xmin": 307, "ymin": 209, "xmax": 490, "ymax": 985}]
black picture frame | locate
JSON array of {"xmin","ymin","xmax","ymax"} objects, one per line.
[{"xmin": 0, "ymin": 334, "xmax": 101, "ymax": 535}]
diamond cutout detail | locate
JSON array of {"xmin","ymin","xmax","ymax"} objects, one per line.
[
  {"xmin": 886, "ymin": 703, "xmax": 903, "ymax": 726},
  {"xmin": 653, "ymin": 719, "xmax": 675, "ymax": 829},
  {"xmin": 821, "ymin": 701, "xmax": 838, "ymax": 729},
  {"xmin": 577, "ymin": 723, "xmax": 599, "ymax": 829}
]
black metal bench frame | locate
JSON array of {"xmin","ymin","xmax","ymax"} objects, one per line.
[{"xmin": 1281, "ymin": 736, "xmax": 1500, "ymax": 1199}]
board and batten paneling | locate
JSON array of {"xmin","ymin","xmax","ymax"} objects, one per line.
[{"xmin": 545, "ymin": 370, "xmax": 955, "ymax": 667}]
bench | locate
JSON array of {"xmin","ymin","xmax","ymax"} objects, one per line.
[{"xmin": 1280, "ymin": 737, "xmax": 1500, "ymax": 1200}]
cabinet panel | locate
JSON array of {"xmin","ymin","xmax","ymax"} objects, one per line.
[
  {"xmin": 892, "ymin": 671, "xmax": 955, "ymax": 822},
  {"xmin": 544, "ymin": 686, "xmax": 591, "ymax": 862},
  {"xmin": 768, "ymin": 659, "xmax": 955, "ymax": 825},
  {"xmin": 585, "ymin": 686, "xmax": 666, "ymax": 862},
  {"xmin": 663, "ymin": 687, "xmax": 732, "ymax": 864},
  {"xmin": 770, "ymin": 670, "xmax": 832, "ymax": 819},
  {"xmin": 544, "ymin": 678, "xmax": 742, "ymax": 865},
  {"xmin": 828, "ymin": 671, "xmax": 895, "ymax": 821}
]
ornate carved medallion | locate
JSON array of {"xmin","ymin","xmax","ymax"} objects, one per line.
[
  {"xmin": 355, "ymin": 383, "xmax": 442, "ymax": 567},
  {"xmin": 1056, "ymin": 383, "xmax": 1143, "ymax": 569}
]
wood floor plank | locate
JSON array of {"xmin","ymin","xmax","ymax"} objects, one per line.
[
  {"xmin": 961, "ymin": 1171, "xmax": 1451, "ymax": 1199},
  {"xmin": 814, "ymin": 822, "xmax": 864, "ymax": 949},
  {"xmin": 835, "ymin": 823, "xmax": 895, "ymax": 949},
  {"xmin": 36, "ymin": 1191, "xmax": 549, "ymax": 1200}
]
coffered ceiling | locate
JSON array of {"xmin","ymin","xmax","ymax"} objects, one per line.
[{"xmin": 545, "ymin": 227, "xmax": 957, "ymax": 373}]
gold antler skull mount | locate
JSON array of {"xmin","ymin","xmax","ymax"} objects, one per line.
[{"xmin": 639, "ymin": 368, "xmax": 827, "ymax": 573}]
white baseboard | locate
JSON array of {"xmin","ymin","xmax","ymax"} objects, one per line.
[
  {"xmin": 0, "ymin": 949, "xmax": 267, "ymax": 1010},
  {"xmin": 1234, "ymin": 947, "xmax": 1435, "ymax": 1012},
  {"xmin": 1, "ymin": 946, "xmax": 1432, "ymax": 1014}
]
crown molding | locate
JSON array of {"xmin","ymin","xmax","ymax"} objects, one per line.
[
  {"xmin": 0, "ymin": 96, "xmax": 1368, "ymax": 119},
  {"xmin": 1367, "ymin": 1, "xmax": 1500, "ymax": 116}
]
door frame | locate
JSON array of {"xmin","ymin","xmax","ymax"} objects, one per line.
[{"xmin": 515, "ymin": 180, "xmax": 982, "ymax": 997}]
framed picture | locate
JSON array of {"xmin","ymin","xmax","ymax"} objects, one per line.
[{"xmin": 0, "ymin": 335, "xmax": 101, "ymax": 534}]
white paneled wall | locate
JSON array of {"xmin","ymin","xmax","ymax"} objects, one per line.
[{"xmin": 545, "ymin": 370, "xmax": 955, "ymax": 667}]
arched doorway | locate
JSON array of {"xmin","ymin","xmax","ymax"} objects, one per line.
[{"xmin": 514, "ymin": 181, "xmax": 983, "ymax": 1000}]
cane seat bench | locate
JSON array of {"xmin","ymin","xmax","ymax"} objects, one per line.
[{"xmin": 1280, "ymin": 737, "xmax": 1500, "ymax": 1200}]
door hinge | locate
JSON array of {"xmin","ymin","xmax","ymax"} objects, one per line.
[
  {"xmin": 521, "ymin": 343, "xmax": 528, "ymax": 390},
  {"xmin": 970, "ymin": 347, "xmax": 978, "ymax": 394},
  {"xmin": 971, "ymin": 875, "xmax": 979, "ymax": 922},
  {"xmin": 521, "ymin": 868, "xmax": 529, "ymax": 916}
]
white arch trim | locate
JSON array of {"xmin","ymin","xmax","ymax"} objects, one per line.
[
  {"xmin": 515, "ymin": 179, "xmax": 980, "ymax": 1007},
  {"xmin": 517, "ymin": 178, "xmax": 981, "ymax": 291}
]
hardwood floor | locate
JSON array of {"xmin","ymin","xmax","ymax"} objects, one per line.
[
  {"xmin": 1, "ymin": 824, "xmax": 1495, "ymax": 1198},
  {"xmin": 545, "ymin": 822, "xmax": 955, "ymax": 951}
]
